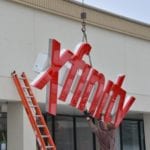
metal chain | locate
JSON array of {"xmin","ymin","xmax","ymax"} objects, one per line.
[
  {"xmin": 80, "ymin": 0, "xmax": 93, "ymax": 66},
  {"xmin": 81, "ymin": 12, "xmax": 87, "ymax": 42}
]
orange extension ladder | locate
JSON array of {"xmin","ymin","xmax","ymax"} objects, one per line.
[{"xmin": 11, "ymin": 71, "xmax": 56, "ymax": 150}]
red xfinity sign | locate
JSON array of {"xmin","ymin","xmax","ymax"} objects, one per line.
[{"xmin": 31, "ymin": 39, "xmax": 135, "ymax": 128}]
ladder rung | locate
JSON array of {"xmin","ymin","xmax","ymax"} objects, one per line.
[
  {"xmin": 41, "ymin": 135, "xmax": 50, "ymax": 138},
  {"xmin": 27, "ymin": 101, "xmax": 33, "ymax": 104},
  {"xmin": 26, "ymin": 95, "xmax": 34, "ymax": 98},
  {"xmin": 46, "ymin": 145, "xmax": 54, "ymax": 149},
  {"xmin": 34, "ymin": 115, "xmax": 41, "ymax": 118},
  {"xmin": 12, "ymin": 72, "xmax": 56, "ymax": 150},
  {"xmin": 22, "ymin": 86, "xmax": 30, "ymax": 89},
  {"xmin": 20, "ymin": 77, "xmax": 26, "ymax": 80},
  {"xmin": 29, "ymin": 105, "xmax": 38, "ymax": 108},
  {"xmin": 37, "ymin": 125, "xmax": 45, "ymax": 128}
]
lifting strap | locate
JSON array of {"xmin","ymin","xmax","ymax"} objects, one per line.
[{"xmin": 11, "ymin": 71, "xmax": 56, "ymax": 150}]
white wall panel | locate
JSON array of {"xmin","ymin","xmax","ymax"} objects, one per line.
[
  {"xmin": 125, "ymin": 38, "xmax": 150, "ymax": 95},
  {"xmin": 7, "ymin": 102, "xmax": 36, "ymax": 150},
  {"xmin": 0, "ymin": 0, "xmax": 35, "ymax": 77},
  {"xmin": 87, "ymin": 26, "xmax": 127, "ymax": 80},
  {"xmin": 0, "ymin": 0, "xmax": 150, "ymax": 113}
]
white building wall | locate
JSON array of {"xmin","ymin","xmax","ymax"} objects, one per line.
[
  {"xmin": 0, "ymin": 0, "xmax": 150, "ymax": 113},
  {"xmin": 7, "ymin": 102, "xmax": 36, "ymax": 150},
  {"xmin": 0, "ymin": 0, "xmax": 150, "ymax": 149}
]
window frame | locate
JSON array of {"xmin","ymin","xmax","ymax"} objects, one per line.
[
  {"xmin": 120, "ymin": 118, "xmax": 146, "ymax": 150},
  {"xmin": 45, "ymin": 113, "xmax": 146, "ymax": 150}
]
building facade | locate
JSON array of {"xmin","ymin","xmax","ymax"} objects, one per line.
[{"xmin": 0, "ymin": 0, "xmax": 150, "ymax": 149}]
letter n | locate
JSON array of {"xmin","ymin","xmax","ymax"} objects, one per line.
[{"xmin": 77, "ymin": 69, "xmax": 105, "ymax": 113}]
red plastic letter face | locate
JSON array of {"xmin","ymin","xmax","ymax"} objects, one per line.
[
  {"xmin": 114, "ymin": 96, "xmax": 135, "ymax": 127},
  {"xmin": 70, "ymin": 64, "xmax": 91, "ymax": 107},
  {"xmin": 32, "ymin": 39, "xmax": 73, "ymax": 115},
  {"xmin": 31, "ymin": 39, "xmax": 135, "ymax": 127},
  {"xmin": 59, "ymin": 43, "xmax": 91, "ymax": 101},
  {"xmin": 94, "ymin": 80, "xmax": 114, "ymax": 119},
  {"xmin": 77, "ymin": 69, "xmax": 105, "ymax": 113},
  {"xmin": 103, "ymin": 75, "xmax": 135, "ymax": 128},
  {"xmin": 104, "ymin": 75, "xmax": 126, "ymax": 123},
  {"xmin": 94, "ymin": 75, "xmax": 135, "ymax": 128}
]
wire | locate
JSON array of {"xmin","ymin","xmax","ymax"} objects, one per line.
[
  {"xmin": 81, "ymin": 12, "xmax": 87, "ymax": 42},
  {"xmin": 81, "ymin": 0, "xmax": 87, "ymax": 42},
  {"xmin": 80, "ymin": 0, "xmax": 93, "ymax": 66}
]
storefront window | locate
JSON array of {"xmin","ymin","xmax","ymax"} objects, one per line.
[
  {"xmin": 0, "ymin": 113, "xmax": 7, "ymax": 150},
  {"xmin": 121, "ymin": 120, "xmax": 145, "ymax": 150},
  {"xmin": 45, "ymin": 114, "xmax": 53, "ymax": 137},
  {"xmin": 55, "ymin": 116, "xmax": 74, "ymax": 150},
  {"xmin": 76, "ymin": 117, "xmax": 93, "ymax": 150},
  {"xmin": 139, "ymin": 121, "xmax": 145, "ymax": 150},
  {"xmin": 46, "ymin": 114, "xmax": 145, "ymax": 150}
]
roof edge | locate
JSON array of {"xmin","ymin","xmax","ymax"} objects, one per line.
[
  {"xmin": 10, "ymin": 0, "xmax": 150, "ymax": 41},
  {"xmin": 71, "ymin": 0, "xmax": 150, "ymax": 27}
]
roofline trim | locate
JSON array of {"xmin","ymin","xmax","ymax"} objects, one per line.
[{"xmin": 10, "ymin": 0, "xmax": 150, "ymax": 41}]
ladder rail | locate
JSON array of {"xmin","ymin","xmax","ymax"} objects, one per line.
[
  {"xmin": 11, "ymin": 71, "xmax": 56, "ymax": 150},
  {"xmin": 21, "ymin": 72, "xmax": 56, "ymax": 149},
  {"xmin": 11, "ymin": 72, "xmax": 46, "ymax": 149}
]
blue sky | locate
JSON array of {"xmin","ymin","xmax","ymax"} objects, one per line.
[{"xmin": 74, "ymin": 0, "xmax": 150, "ymax": 24}]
